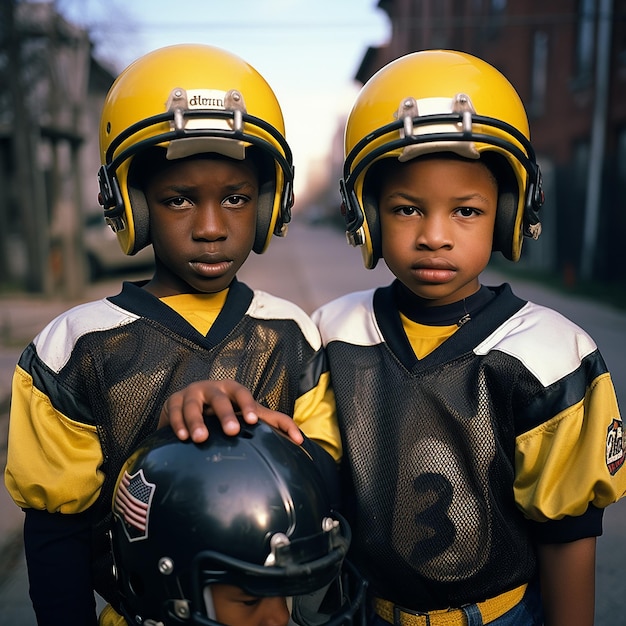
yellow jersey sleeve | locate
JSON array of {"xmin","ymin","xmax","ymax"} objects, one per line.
[
  {"xmin": 293, "ymin": 370, "xmax": 342, "ymax": 462},
  {"xmin": 98, "ymin": 603, "xmax": 127, "ymax": 626},
  {"xmin": 515, "ymin": 372, "xmax": 625, "ymax": 522},
  {"xmin": 4, "ymin": 365, "xmax": 104, "ymax": 513}
]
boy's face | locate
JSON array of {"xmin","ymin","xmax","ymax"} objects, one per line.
[
  {"xmin": 211, "ymin": 584, "xmax": 290, "ymax": 626},
  {"xmin": 378, "ymin": 156, "xmax": 497, "ymax": 306},
  {"xmin": 143, "ymin": 155, "xmax": 258, "ymax": 296}
]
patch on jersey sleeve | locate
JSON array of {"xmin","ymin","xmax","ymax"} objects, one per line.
[
  {"xmin": 114, "ymin": 469, "xmax": 156, "ymax": 541},
  {"xmin": 606, "ymin": 418, "xmax": 624, "ymax": 475}
]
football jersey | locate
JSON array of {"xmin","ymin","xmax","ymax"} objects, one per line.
[
  {"xmin": 6, "ymin": 278, "xmax": 340, "ymax": 605},
  {"xmin": 312, "ymin": 281, "xmax": 625, "ymax": 610}
]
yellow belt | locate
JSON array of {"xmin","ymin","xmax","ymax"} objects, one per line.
[{"xmin": 374, "ymin": 584, "xmax": 527, "ymax": 626}]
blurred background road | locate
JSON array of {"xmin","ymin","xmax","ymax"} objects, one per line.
[{"xmin": 1, "ymin": 222, "xmax": 625, "ymax": 625}]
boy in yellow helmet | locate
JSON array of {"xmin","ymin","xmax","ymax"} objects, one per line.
[
  {"xmin": 311, "ymin": 49, "xmax": 625, "ymax": 625},
  {"xmin": 4, "ymin": 44, "xmax": 340, "ymax": 625}
]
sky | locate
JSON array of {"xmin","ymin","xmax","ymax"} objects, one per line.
[{"xmin": 55, "ymin": 0, "xmax": 390, "ymax": 197}]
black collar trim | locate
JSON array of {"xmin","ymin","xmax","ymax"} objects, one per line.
[
  {"xmin": 108, "ymin": 278, "xmax": 254, "ymax": 348},
  {"xmin": 373, "ymin": 281, "xmax": 526, "ymax": 371}
]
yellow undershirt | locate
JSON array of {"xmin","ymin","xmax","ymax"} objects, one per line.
[
  {"xmin": 160, "ymin": 293, "xmax": 460, "ymax": 359},
  {"xmin": 160, "ymin": 290, "xmax": 229, "ymax": 335},
  {"xmin": 400, "ymin": 312, "xmax": 459, "ymax": 359}
]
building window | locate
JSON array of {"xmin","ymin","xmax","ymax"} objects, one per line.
[
  {"xmin": 574, "ymin": 0, "xmax": 596, "ymax": 83},
  {"xmin": 431, "ymin": 1, "xmax": 447, "ymax": 48},
  {"xmin": 487, "ymin": 0, "xmax": 507, "ymax": 38},
  {"xmin": 617, "ymin": 4, "xmax": 626, "ymax": 66},
  {"xmin": 529, "ymin": 31, "xmax": 549, "ymax": 118}
]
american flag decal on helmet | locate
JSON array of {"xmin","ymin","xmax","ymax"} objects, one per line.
[{"xmin": 115, "ymin": 469, "xmax": 156, "ymax": 542}]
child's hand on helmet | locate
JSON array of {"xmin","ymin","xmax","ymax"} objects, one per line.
[{"xmin": 158, "ymin": 379, "xmax": 304, "ymax": 445}]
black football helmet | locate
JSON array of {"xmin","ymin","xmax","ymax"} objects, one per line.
[{"xmin": 110, "ymin": 418, "xmax": 365, "ymax": 625}]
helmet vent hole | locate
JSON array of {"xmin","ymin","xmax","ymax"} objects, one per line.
[{"xmin": 127, "ymin": 572, "xmax": 145, "ymax": 597}]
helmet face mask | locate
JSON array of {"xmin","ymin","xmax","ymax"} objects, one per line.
[
  {"xmin": 110, "ymin": 419, "xmax": 365, "ymax": 626},
  {"xmin": 98, "ymin": 44, "xmax": 294, "ymax": 256},
  {"xmin": 341, "ymin": 49, "xmax": 544, "ymax": 269}
]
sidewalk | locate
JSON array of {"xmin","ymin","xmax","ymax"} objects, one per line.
[{"xmin": 1, "ymin": 221, "xmax": 625, "ymax": 624}]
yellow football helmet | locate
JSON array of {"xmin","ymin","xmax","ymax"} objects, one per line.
[
  {"xmin": 98, "ymin": 44, "xmax": 294, "ymax": 255},
  {"xmin": 341, "ymin": 49, "xmax": 543, "ymax": 268}
]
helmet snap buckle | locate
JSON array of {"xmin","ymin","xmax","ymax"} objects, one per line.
[
  {"xmin": 451, "ymin": 93, "xmax": 476, "ymax": 136},
  {"xmin": 172, "ymin": 599, "xmax": 190, "ymax": 619},
  {"xmin": 166, "ymin": 88, "xmax": 189, "ymax": 135},
  {"xmin": 224, "ymin": 89, "xmax": 246, "ymax": 131},
  {"xmin": 397, "ymin": 97, "xmax": 419, "ymax": 138},
  {"xmin": 527, "ymin": 222, "xmax": 542, "ymax": 239},
  {"xmin": 158, "ymin": 557, "xmax": 175, "ymax": 575},
  {"xmin": 346, "ymin": 228, "xmax": 365, "ymax": 247},
  {"xmin": 264, "ymin": 532, "xmax": 290, "ymax": 566}
]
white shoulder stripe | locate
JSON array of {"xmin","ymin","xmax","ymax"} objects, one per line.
[
  {"xmin": 34, "ymin": 299, "xmax": 140, "ymax": 373},
  {"xmin": 474, "ymin": 301, "xmax": 597, "ymax": 386},
  {"xmin": 246, "ymin": 290, "xmax": 322, "ymax": 350},
  {"xmin": 312, "ymin": 289, "xmax": 382, "ymax": 347}
]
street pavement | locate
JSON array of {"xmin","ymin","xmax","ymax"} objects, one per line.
[{"xmin": 1, "ymin": 221, "xmax": 625, "ymax": 624}]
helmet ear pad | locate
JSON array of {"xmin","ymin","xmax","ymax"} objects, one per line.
[
  {"xmin": 126, "ymin": 170, "xmax": 151, "ymax": 255},
  {"xmin": 480, "ymin": 152, "xmax": 520, "ymax": 261},
  {"xmin": 126, "ymin": 147, "xmax": 166, "ymax": 255},
  {"xmin": 360, "ymin": 158, "xmax": 395, "ymax": 268},
  {"xmin": 247, "ymin": 146, "xmax": 278, "ymax": 254}
]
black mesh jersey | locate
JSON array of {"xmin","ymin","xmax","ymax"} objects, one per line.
[
  {"xmin": 313, "ymin": 281, "xmax": 625, "ymax": 611},
  {"xmin": 7, "ymin": 279, "xmax": 328, "ymax": 604}
]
